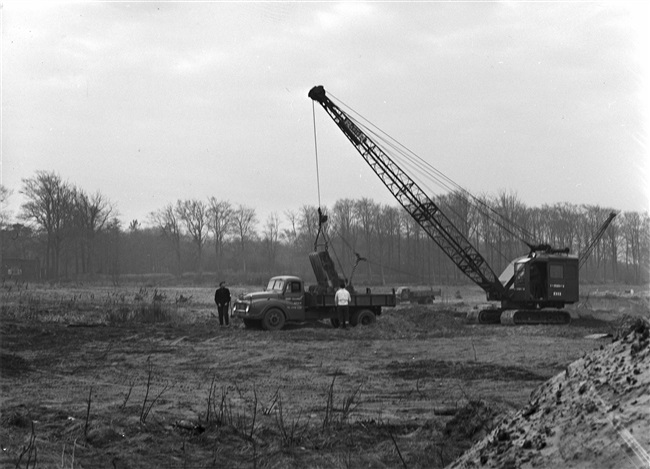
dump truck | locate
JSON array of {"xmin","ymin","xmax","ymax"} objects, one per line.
[
  {"xmin": 233, "ymin": 251, "xmax": 396, "ymax": 331},
  {"xmin": 233, "ymin": 274, "xmax": 396, "ymax": 331}
]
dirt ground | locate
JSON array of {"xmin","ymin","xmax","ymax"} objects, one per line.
[{"xmin": 0, "ymin": 283, "xmax": 648, "ymax": 468}]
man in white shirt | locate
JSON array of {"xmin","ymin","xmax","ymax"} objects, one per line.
[{"xmin": 334, "ymin": 281, "xmax": 352, "ymax": 329}]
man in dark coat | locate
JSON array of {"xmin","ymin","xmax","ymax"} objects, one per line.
[{"xmin": 214, "ymin": 281, "xmax": 231, "ymax": 326}]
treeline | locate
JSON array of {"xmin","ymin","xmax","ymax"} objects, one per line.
[{"xmin": 1, "ymin": 171, "xmax": 649, "ymax": 286}]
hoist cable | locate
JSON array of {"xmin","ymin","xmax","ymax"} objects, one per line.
[
  {"xmin": 311, "ymin": 101, "xmax": 322, "ymax": 209},
  {"xmin": 312, "ymin": 102, "xmax": 349, "ymax": 279}
]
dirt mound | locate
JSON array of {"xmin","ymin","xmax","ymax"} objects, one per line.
[{"xmin": 447, "ymin": 317, "xmax": 650, "ymax": 469}]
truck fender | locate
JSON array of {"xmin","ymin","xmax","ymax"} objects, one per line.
[{"xmin": 261, "ymin": 302, "xmax": 287, "ymax": 318}]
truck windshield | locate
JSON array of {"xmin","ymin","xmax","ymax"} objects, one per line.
[{"xmin": 266, "ymin": 278, "xmax": 285, "ymax": 292}]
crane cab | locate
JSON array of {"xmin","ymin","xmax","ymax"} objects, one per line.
[{"xmin": 501, "ymin": 254, "xmax": 579, "ymax": 309}]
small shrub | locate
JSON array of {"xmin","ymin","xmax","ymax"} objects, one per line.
[{"xmin": 105, "ymin": 293, "xmax": 178, "ymax": 324}]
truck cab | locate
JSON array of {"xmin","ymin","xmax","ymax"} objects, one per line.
[
  {"xmin": 233, "ymin": 275, "xmax": 307, "ymax": 330},
  {"xmin": 499, "ymin": 253, "xmax": 579, "ymax": 309}
]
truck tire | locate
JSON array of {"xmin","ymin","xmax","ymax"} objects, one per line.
[
  {"xmin": 262, "ymin": 308, "xmax": 285, "ymax": 331},
  {"xmin": 351, "ymin": 309, "xmax": 376, "ymax": 327}
]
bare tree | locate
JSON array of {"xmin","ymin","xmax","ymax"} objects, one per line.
[
  {"xmin": 280, "ymin": 209, "xmax": 304, "ymax": 275},
  {"xmin": 331, "ymin": 198, "xmax": 357, "ymax": 261},
  {"xmin": 399, "ymin": 209, "xmax": 413, "ymax": 276},
  {"xmin": 232, "ymin": 204, "xmax": 257, "ymax": 274},
  {"xmin": 543, "ymin": 203, "xmax": 578, "ymax": 251},
  {"xmin": 0, "ymin": 184, "xmax": 13, "ymax": 228},
  {"xmin": 375, "ymin": 204, "xmax": 400, "ymax": 285},
  {"xmin": 208, "ymin": 197, "xmax": 234, "ymax": 274},
  {"xmin": 580, "ymin": 205, "xmax": 611, "ymax": 282},
  {"xmin": 620, "ymin": 211, "xmax": 649, "ymax": 284},
  {"xmin": 150, "ymin": 203, "xmax": 182, "ymax": 276},
  {"xmin": 282, "ymin": 210, "xmax": 298, "ymax": 246},
  {"xmin": 176, "ymin": 199, "xmax": 209, "ymax": 275},
  {"xmin": 297, "ymin": 205, "xmax": 320, "ymax": 252},
  {"xmin": 263, "ymin": 212, "xmax": 281, "ymax": 273},
  {"xmin": 106, "ymin": 217, "xmax": 122, "ymax": 285},
  {"xmin": 493, "ymin": 190, "xmax": 529, "ymax": 268},
  {"xmin": 354, "ymin": 197, "xmax": 379, "ymax": 282},
  {"xmin": 74, "ymin": 190, "xmax": 113, "ymax": 275},
  {"xmin": 476, "ymin": 194, "xmax": 498, "ymax": 269},
  {"xmin": 20, "ymin": 171, "xmax": 75, "ymax": 278}
]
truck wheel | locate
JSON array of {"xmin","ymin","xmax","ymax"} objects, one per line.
[
  {"xmin": 262, "ymin": 308, "xmax": 285, "ymax": 331},
  {"xmin": 352, "ymin": 309, "xmax": 376, "ymax": 327}
]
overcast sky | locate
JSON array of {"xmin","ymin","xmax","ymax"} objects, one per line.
[{"xmin": 2, "ymin": 1, "xmax": 648, "ymax": 229}]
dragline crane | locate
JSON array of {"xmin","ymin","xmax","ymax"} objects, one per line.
[{"xmin": 308, "ymin": 85, "xmax": 616, "ymax": 325}]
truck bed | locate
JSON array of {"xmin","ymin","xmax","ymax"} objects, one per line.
[{"xmin": 306, "ymin": 292, "xmax": 397, "ymax": 308}]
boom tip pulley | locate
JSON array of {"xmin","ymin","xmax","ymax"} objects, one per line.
[{"xmin": 308, "ymin": 85, "xmax": 326, "ymax": 102}]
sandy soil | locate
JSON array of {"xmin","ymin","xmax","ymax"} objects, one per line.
[
  {"xmin": 0, "ymin": 284, "xmax": 648, "ymax": 468},
  {"xmin": 448, "ymin": 315, "xmax": 650, "ymax": 469}
]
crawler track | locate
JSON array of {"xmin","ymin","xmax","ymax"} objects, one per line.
[
  {"xmin": 500, "ymin": 309, "xmax": 572, "ymax": 325},
  {"xmin": 466, "ymin": 308, "xmax": 572, "ymax": 325}
]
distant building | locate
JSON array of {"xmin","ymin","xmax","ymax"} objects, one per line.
[{"xmin": 1, "ymin": 258, "xmax": 41, "ymax": 282}]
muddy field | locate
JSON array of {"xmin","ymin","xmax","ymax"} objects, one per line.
[{"xmin": 1, "ymin": 283, "xmax": 648, "ymax": 468}]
